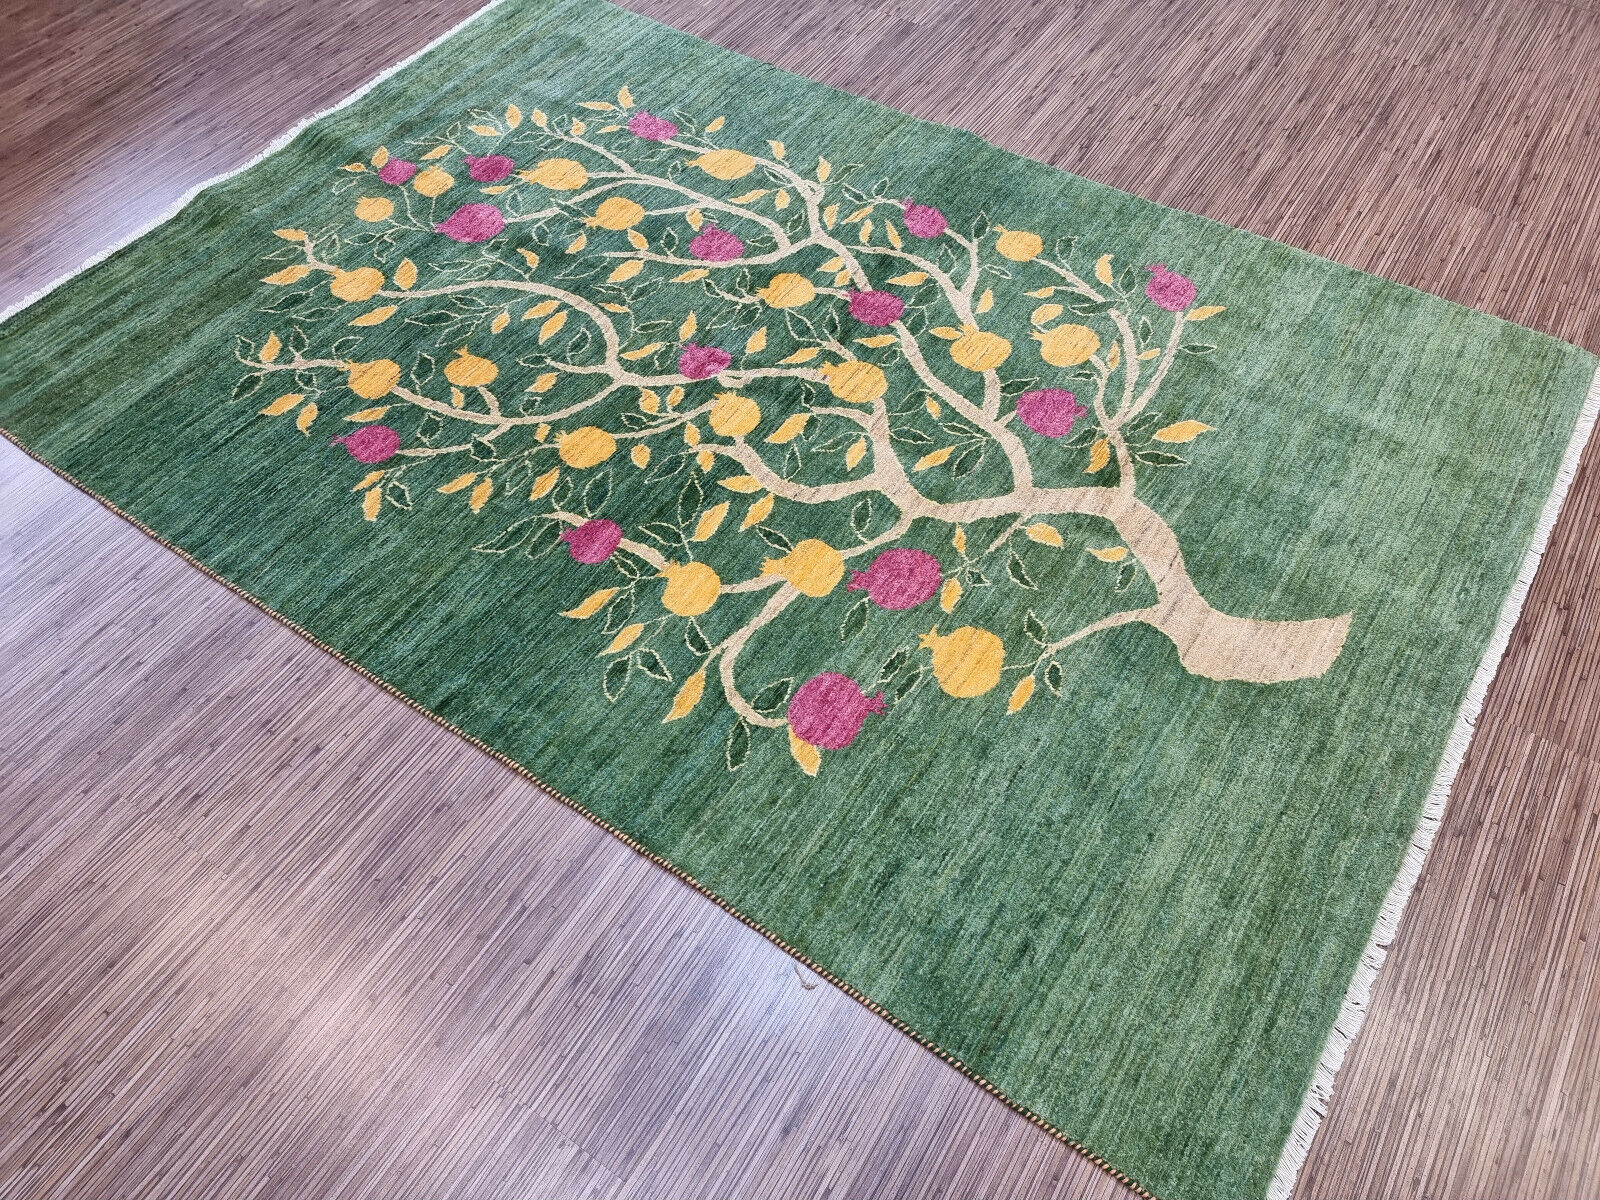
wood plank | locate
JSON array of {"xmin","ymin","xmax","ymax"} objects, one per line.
[{"xmin": 3, "ymin": 1, "xmax": 1600, "ymax": 1197}]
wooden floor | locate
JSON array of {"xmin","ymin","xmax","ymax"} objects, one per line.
[{"xmin": 3, "ymin": 1, "xmax": 1600, "ymax": 1197}]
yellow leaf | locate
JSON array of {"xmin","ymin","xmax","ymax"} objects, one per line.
[
  {"xmin": 858, "ymin": 219, "xmax": 873, "ymax": 244},
  {"xmin": 295, "ymin": 402, "xmax": 319, "ymax": 433},
  {"xmin": 741, "ymin": 492, "xmax": 774, "ymax": 529},
  {"xmin": 274, "ymin": 228, "xmax": 307, "ymax": 241},
  {"xmin": 1008, "ymin": 675, "xmax": 1035, "ymax": 713},
  {"xmin": 730, "ymin": 189, "xmax": 768, "ymax": 204},
  {"xmin": 528, "ymin": 372, "xmax": 559, "ymax": 393},
  {"xmin": 518, "ymin": 248, "xmax": 541, "ymax": 270},
  {"xmin": 260, "ymin": 393, "xmax": 303, "ymax": 416},
  {"xmin": 929, "ymin": 326, "xmax": 963, "ymax": 340},
  {"xmin": 531, "ymin": 109, "xmax": 548, "ymax": 128},
  {"xmin": 351, "ymin": 470, "xmax": 385, "ymax": 491},
  {"xmin": 1025, "ymin": 523, "xmax": 1064, "ymax": 547},
  {"xmin": 262, "ymin": 264, "xmax": 310, "ymax": 285},
  {"xmin": 491, "ymin": 310, "xmax": 511, "ymax": 334},
  {"xmin": 394, "ymin": 259, "xmax": 417, "ymax": 289},
  {"xmin": 888, "ymin": 272, "xmax": 928, "ymax": 286},
  {"xmin": 1153, "ymin": 420, "xmax": 1214, "ymax": 444},
  {"xmin": 539, "ymin": 311, "xmax": 568, "ymax": 342},
  {"xmin": 1139, "ymin": 348, "xmax": 1161, "ymax": 360},
  {"xmin": 468, "ymin": 123, "xmax": 502, "ymax": 136},
  {"xmin": 672, "ymin": 268, "xmax": 708, "ymax": 282},
  {"xmin": 579, "ymin": 100, "xmax": 614, "ymax": 111},
  {"xmin": 346, "ymin": 406, "xmax": 389, "ymax": 422},
  {"xmin": 1087, "ymin": 546, "xmax": 1129, "ymax": 562},
  {"xmin": 537, "ymin": 425, "xmax": 550, "ymax": 441},
  {"xmin": 451, "ymin": 387, "xmax": 466, "ymax": 408},
  {"xmin": 704, "ymin": 116, "xmax": 726, "ymax": 132},
  {"xmin": 529, "ymin": 467, "xmax": 560, "ymax": 499},
  {"xmin": 505, "ymin": 104, "xmax": 522, "ymax": 128},
  {"xmin": 745, "ymin": 327, "xmax": 768, "ymax": 354},
  {"xmin": 833, "ymin": 270, "xmax": 852, "ymax": 287},
  {"xmin": 371, "ymin": 146, "xmax": 389, "ymax": 168},
  {"xmin": 523, "ymin": 299, "xmax": 559, "ymax": 320},
  {"xmin": 604, "ymin": 623, "xmax": 646, "ymax": 654},
  {"xmin": 977, "ymin": 288, "xmax": 995, "ymax": 314},
  {"xmin": 349, "ymin": 305, "xmax": 397, "ymax": 326},
  {"xmin": 631, "ymin": 444, "xmax": 650, "ymax": 468},
  {"xmin": 939, "ymin": 577, "xmax": 962, "ymax": 613},
  {"xmin": 1025, "ymin": 287, "xmax": 1056, "ymax": 298},
  {"xmin": 260, "ymin": 332, "xmax": 282, "ymax": 363},
  {"xmin": 566, "ymin": 232, "xmax": 588, "ymax": 254},
  {"xmin": 855, "ymin": 334, "xmax": 897, "ymax": 348},
  {"xmin": 884, "ymin": 220, "xmax": 902, "ymax": 249},
  {"xmin": 913, "ymin": 446, "xmax": 955, "ymax": 472},
  {"xmin": 788, "ymin": 725, "xmax": 821, "ymax": 774},
  {"xmin": 602, "ymin": 302, "xmax": 629, "ymax": 313},
  {"xmin": 822, "ymin": 204, "xmax": 839, "ymax": 229},
  {"xmin": 468, "ymin": 478, "xmax": 494, "ymax": 512},
  {"xmin": 686, "ymin": 208, "xmax": 704, "ymax": 231},
  {"xmin": 779, "ymin": 347, "xmax": 819, "ymax": 364},
  {"xmin": 608, "ymin": 259, "xmax": 644, "ymax": 283},
  {"xmin": 845, "ymin": 206, "xmax": 872, "ymax": 225},
  {"xmin": 639, "ymin": 388, "xmax": 661, "ymax": 413},
  {"xmin": 421, "ymin": 144, "xmax": 451, "ymax": 160},
  {"xmin": 765, "ymin": 413, "xmax": 810, "ymax": 443},
  {"xmin": 1095, "ymin": 254, "xmax": 1114, "ymax": 285},
  {"xmin": 844, "ymin": 437, "xmax": 867, "ymax": 469},
  {"xmin": 1031, "ymin": 303, "xmax": 1064, "ymax": 325},
  {"xmin": 925, "ymin": 397, "xmax": 942, "ymax": 418},
  {"xmin": 627, "ymin": 228, "xmax": 648, "ymax": 250},
  {"xmin": 667, "ymin": 386, "xmax": 685, "ymax": 408},
  {"xmin": 562, "ymin": 587, "xmax": 618, "ymax": 619},
  {"xmin": 679, "ymin": 311, "xmax": 698, "ymax": 341},
  {"xmin": 616, "ymin": 86, "xmax": 633, "ymax": 108},
  {"xmin": 342, "ymin": 162, "xmax": 367, "ymax": 172},
  {"xmin": 767, "ymin": 139, "xmax": 785, "ymax": 159},
  {"xmin": 691, "ymin": 502, "xmax": 729, "ymax": 541},
  {"xmin": 362, "ymin": 487, "xmax": 382, "ymax": 521},
  {"xmin": 1105, "ymin": 341, "xmax": 1121, "ymax": 370},
  {"xmin": 439, "ymin": 472, "xmax": 478, "ymax": 494},
  {"xmin": 816, "ymin": 157, "xmax": 831, "ymax": 182},
  {"xmin": 621, "ymin": 342, "xmax": 663, "ymax": 360},
  {"xmin": 775, "ymin": 189, "xmax": 790, "ymax": 210},
  {"xmin": 719, "ymin": 475, "xmax": 764, "ymax": 492},
  {"xmin": 684, "ymin": 423, "xmax": 701, "ymax": 447},
  {"xmin": 697, "ymin": 449, "xmax": 714, "ymax": 472},
  {"xmin": 665, "ymin": 669, "xmax": 706, "ymax": 722},
  {"xmin": 1186, "ymin": 305, "xmax": 1226, "ymax": 321},
  {"xmin": 1086, "ymin": 438, "xmax": 1111, "ymax": 473}
]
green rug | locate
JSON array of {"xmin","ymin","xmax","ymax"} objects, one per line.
[{"xmin": 2, "ymin": 2, "xmax": 1595, "ymax": 1195}]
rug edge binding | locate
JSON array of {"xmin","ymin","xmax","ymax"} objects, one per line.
[{"xmin": 1265, "ymin": 358, "xmax": 1600, "ymax": 1200}]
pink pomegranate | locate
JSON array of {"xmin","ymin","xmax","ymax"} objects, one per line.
[
  {"xmin": 689, "ymin": 226, "xmax": 744, "ymax": 262},
  {"xmin": 465, "ymin": 154, "xmax": 515, "ymax": 183},
  {"xmin": 787, "ymin": 673, "xmax": 886, "ymax": 750},
  {"xmin": 848, "ymin": 290, "xmax": 905, "ymax": 326},
  {"xmin": 331, "ymin": 424, "xmax": 400, "ymax": 463},
  {"xmin": 1145, "ymin": 264, "xmax": 1197, "ymax": 312},
  {"xmin": 434, "ymin": 203, "xmax": 505, "ymax": 243},
  {"xmin": 678, "ymin": 343, "xmax": 732, "ymax": 380},
  {"xmin": 628, "ymin": 111, "xmax": 680, "ymax": 141},
  {"xmin": 559, "ymin": 519, "xmax": 623, "ymax": 564},
  {"xmin": 902, "ymin": 201, "xmax": 948, "ymax": 239},
  {"xmin": 847, "ymin": 548, "xmax": 941, "ymax": 610},
  {"xmin": 378, "ymin": 158, "xmax": 417, "ymax": 185},
  {"xmin": 1015, "ymin": 389, "xmax": 1088, "ymax": 438}
]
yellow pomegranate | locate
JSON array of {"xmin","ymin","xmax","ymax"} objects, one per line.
[
  {"xmin": 354, "ymin": 196, "xmax": 394, "ymax": 222},
  {"xmin": 660, "ymin": 561, "xmax": 721, "ymax": 616},
  {"xmin": 950, "ymin": 327, "xmax": 1012, "ymax": 371},
  {"xmin": 444, "ymin": 346, "xmax": 498, "ymax": 388},
  {"xmin": 762, "ymin": 539, "xmax": 845, "ymax": 598},
  {"xmin": 920, "ymin": 625, "xmax": 1005, "ymax": 698},
  {"xmin": 709, "ymin": 392, "xmax": 761, "ymax": 437},
  {"xmin": 756, "ymin": 273, "xmax": 814, "ymax": 308},
  {"xmin": 819, "ymin": 360, "xmax": 887, "ymax": 406},
  {"xmin": 589, "ymin": 196, "xmax": 646, "ymax": 230},
  {"xmin": 329, "ymin": 267, "xmax": 385, "ymax": 302},
  {"xmin": 346, "ymin": 359, "xmax": 401, "ymax": 399},
  {"xmin": 692, "ymin": 149, "xmax": 756, "ymax": 180},
  {"xmin": 413, "ymin": 166, "xmax": 454, "ymax": 197},
  {"xmin": 558, "ymin": 426, "xmax": 617, "ymax": 468},
  {"xmin": 1033, "ymin": 323, "xmax": 1101, "ymax": 367},
  {"xmin": 994, "ymin": 227, "xmax": 1044, "ymax": 262},
  {"xmin": 521, "ymin": 158, "xmax": 589, "ymax": 190}
]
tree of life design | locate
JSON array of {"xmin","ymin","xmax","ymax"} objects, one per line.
[{"xmin": 235, "ymin": 88, "xmax": 1352, "ymax": 774}]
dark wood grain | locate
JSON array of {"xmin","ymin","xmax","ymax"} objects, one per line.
[{"xmin": 2, "ymin": 1, "xmax": 1600, "ymax": 1198}]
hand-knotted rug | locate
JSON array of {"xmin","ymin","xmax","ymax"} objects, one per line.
[{"xmin": 2, "ymin": 2, "xmax": 1596, "ymax": 1195}]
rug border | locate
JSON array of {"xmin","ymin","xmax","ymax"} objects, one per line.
[{"xmin": 3, "ymin": 2, "xmax": 1597, "ymax": 1196}]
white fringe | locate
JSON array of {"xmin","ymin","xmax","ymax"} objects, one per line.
[
  {"xmin": 1266, "ymin": 360, "xmax": 1600, "ymax": 1200},
  {"xmin": 5, "ymin": 7, "xmax": 1598, "ymax": 1196},
  {"xmin": 0, "ymin": 0, "xmax": 506, "ymax": 326}
]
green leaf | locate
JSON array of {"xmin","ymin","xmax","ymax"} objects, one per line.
[
  {"xmin": 751, "ymin": 677, "xmax": 794, "ymax": 715},
  {"xmin": 1007, "ymin": 551, "xmax": 1037, "ymax": 590},
  {"xmin": 602, "ymin": 656, "xmax": 631, "ymax": 701},
  {"xmin": 840, "ymin": 596, "xmax": 870, "ymax": 640},
  {"xmin": 1024, "ymin": 611, "xmax": 1048, "ymax": 644},
  {"xmin": 636, "ymin": 648, "xmax": 672, "ymax": 681},
  {"xmin": 725, "ymin": 718, "xmax": 751, "ymax": 771}
]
